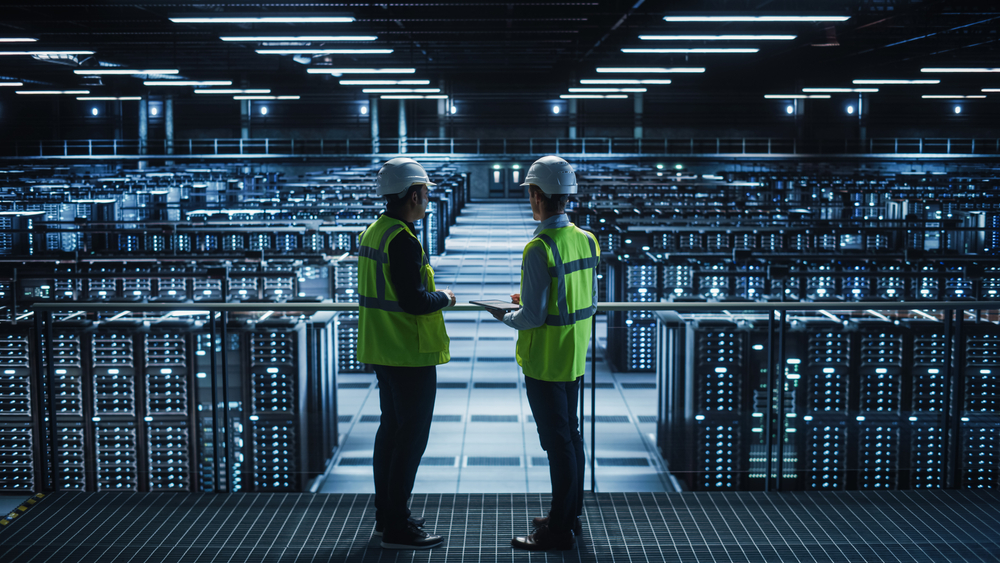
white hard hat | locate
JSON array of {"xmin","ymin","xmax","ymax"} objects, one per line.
[
  {"xmin": 376, "ymin": 157, "xmax": 436, "ymax": 196},
  {"xmin": 521, "ymin": 155, "xmax": 577, "ymax": 195}
]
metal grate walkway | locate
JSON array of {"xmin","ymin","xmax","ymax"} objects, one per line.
[{"xmin": 1, "ymin": 491, "xmax": 998, "ymax": 562}]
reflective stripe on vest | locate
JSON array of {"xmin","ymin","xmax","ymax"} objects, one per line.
[
  {"xmin": 360, "ymin": 224, "xmax": 404, "ymax": 313},
  {"xmin": 536, "ymin": 232, "xmax": 599, "ymax": 327}
]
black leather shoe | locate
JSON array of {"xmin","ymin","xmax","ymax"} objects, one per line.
[
  {"xmin": 380, "ymin": 523, "xmax": 443, "ymax": 550},
  {"xmin": 374, "ymin": 516, "xmax": 426, "ymax": 536},
  {"xmin": 511, "ymin": 525, "xmax": 574, "ymax": 551},
  {"xmin": 532, "ymin": 515, "xmax": 582, "ymax": 536}
]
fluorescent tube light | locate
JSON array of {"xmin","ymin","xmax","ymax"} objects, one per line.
[
  {"xmin": 802, "ymin": 88, "xmax": 878, "ymax": 93},
  {"xmin": 74, "ymin": 69, "xmax": 178, "ymax": 75},
  {"xmin": 379, "ymin": 95, "xmax": 447, "ymax": 99},
  {"xmin": 580, "ymin": 79, "xmax": 671, "ymax": 85},
  {"xmin": 362, "ymin": 88, "xmax": 441, "ymax": 93},
  {"xmin": 0, "ymin": 82, "xmax": 23, "ymax": 87},
  {"xmin": 221, "ymin": 36, "xmax": 376, "ymax": 41},
  {"xmin": 256, "ymin": 48, "xmax": 392, "ymax": 55},
  {"xmin": 596, "ymin": 67, "xmax": 704, "ymax": 73},
  {"xmin": 568, "ymin": 88, "xmax": 647, "ymax": 93},
  {"xmin": 922, "ymin": 95, "xmax": 986, "ymax": 99},
  {"xmin": 308, "ymin": 68, "xmax": 415, "ymax": 74},
  {"xmin": 853, "ymin": 79, "xmax": 939, "ymax": 85},
  {"xmin": 983, "ymin": 89, "xmax": 1000, "ymax": 92},
  {"xmin": 233, "ymin": 95, "xmax": 300, "ymax": 100},
  {"xmin": 764, "ymin": 94, "xmax": 831, "ymax": 99},
  {"xmin": 16, "ymin": 90, "xmax": 90, "ymax": 95},
  {"xmin": 193, "ymin": 89, "xmax": 270, "ymax": 94},
  {"xmin": 663, "ymin": 15, "xmax": 849, "ymax": 22},
  {"xmin": 0, "ymin": 50, "xmax": 94, "ymax": 56},
  {"xmin": 0, "ymin": 38, "xmax": 38, "ymax": 43},
  {"xmin": 171, "ymin": 16, "xmax": 354, "ymax": 23},
  {"xmin": 144, "ymin": 80, "xmax": 233, "ymax": 86},
  {"xmin": 621, "ymin": 48, "xmax": 758, "ymax": 53},
  {"xmin": 640, "ymin": 35, "xmax": 795, "ymax": 40},
  {"xmin": 560, "ymin": 94, "xmax": 629, "ymax": 99},
  {"xmin": 77, "ymin": 96, "xmax": 142, "ymax": 100},
  {"xmin": 921, "ymin": 68, "xmax": 1000, "ymax": 73},
  {"xmin": 340, "ymin": 80, "xmax": 430, "ymax": 85}
]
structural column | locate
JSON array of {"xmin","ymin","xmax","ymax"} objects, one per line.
[
  {"xmin": 165, "ymin": 97, "xmax": 174, "ymax": 166},
  {"xmin": 568, "ymin": 99, "xmax": 578, "ymax": 139},
  {"xmin": 858, "ymin": 93, "xmax": 869, "ymax": 143},
  {"xmin": 633, "ymin": 92, "xmax": 643, "ymax": 139},
  {"xmin": 240, "ymin": 99, "xmax": 250, "ymax": 140},
  {"xmin": 370, "ymin": 96, "xmax": 380, "ymax": 154},
  {"xmin": 398, "ymin": 99, "xmax": 407, "ymax": 154},
  {"xmin": 138, "ymin": 95, "xmax": 148, "ymax": 170},
  {"xmin": 437, "ymin": 79, "xmax": 447, "ymax": 139}
]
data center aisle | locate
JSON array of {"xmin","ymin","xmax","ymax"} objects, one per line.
[{"xmin": 322, "ymin": 203, "xmax": 671, "ymax": 494}]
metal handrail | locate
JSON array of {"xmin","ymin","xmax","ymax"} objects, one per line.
[{"xmin": 5, "ymin": 137, "xmax": 1000, "ymax": 158}]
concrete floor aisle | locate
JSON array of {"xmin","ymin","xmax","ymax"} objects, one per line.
[{"xmin": 321, "ymin": 203, "xmax": 672, "ymax": 494}]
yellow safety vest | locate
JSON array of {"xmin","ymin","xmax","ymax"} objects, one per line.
[
  {"xmin": 357, "ymin": 215, "xmax": 450, "ymax": 367},
  {"xmin": 516, "ymin": 224, "xmax": 600, "ymax": 381}
]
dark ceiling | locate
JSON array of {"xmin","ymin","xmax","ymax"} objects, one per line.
[{"xmin": 2, "ymin": 1, "xmax": 999, "ymax": 104}]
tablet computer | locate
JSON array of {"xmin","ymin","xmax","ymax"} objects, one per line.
[{"xmin": 470, "ymin": 299, "xmax": 521, "ymax": 312}]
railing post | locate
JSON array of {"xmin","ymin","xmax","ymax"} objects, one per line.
[
  {"xmin": 610, "ymin": 138, "xmax": 614, "ymax": 154},
  {"xmin": 451, "ymin": 138, "xmax": 454, "ymax": 153},
  {"xmin": 89, "ymin": 139, "xmax": 92, "ymax": 156},
  {"xmin": 291, "ymin": 138, "xmax": 295, "ymax": 155},
  {"xmin": 320, "ymin": 139, "xmax": 324, "ymax": 155},
  {"xmin": 529, "ymin": 138, "xmax": 533, "ymax": 154},
  {"xmin": 214, "ymin": 139, "xmax": 218, "ymax": 155},
  {"xmin": 503, "ymin": 138, "xmax": 506, "ymax": 154},
  {"xmin": 265, "ymin": 138, "xmax": 269, "ymax": 154},
  {"xmin": 239, "ymin": 138, "xmax": 243, "ymax": 154},
  {"xmin": 947, "ymin": 138, "xmax": 951, "ymax": 154},
  {"xmin": 63, "ymin": 140, "xmax": 67, "ymax": 156},
  {"xmin": 919, "ymin": 138, "xmax": 923, "ymax": 153},
  {"xmin": 39, "ymin": 140, "xmax": 43, "ymax": 156},
  {"xmin": 582, "ymin": 138, "xmax": 586, "ymax": 154},
  {"xmin": 188, "ymin": 139, "xmax": 192, "ymax": 155},
  {"xmin": 768, "ymin": 138, "xmax": 771, "ymax": 154},
  {"xmin": 424, "ymin": 138, "xmax": 428, "ymax": 153},
  {"xmin": 477, "ymin": 139, "xmax": 480, "ymax": 154},
  {"xmin": 717, "ymin": 138, "xmax": 721, "ymax": 153},
  {"xmin": 971, "ymin": 138, "xmax": 975, "ymax": 154},
  {"xmin": 556, "ymin": 138, "xmax": 560, "ymax": 153},
  {"xmin": 895, "ymin": 138, "xmax": 898, "ymax": 153}
]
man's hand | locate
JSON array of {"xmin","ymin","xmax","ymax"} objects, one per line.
[
  {"xmin": 489, "ymin": 308, "xmax": 506, "ymax": 321},
  {"xmin": 441, "ymin": 288, "xmax": 457, "ymax": 307},
  {"xmin": 510, "ymin": 293, "xmax": 520, "ymax": 305}
]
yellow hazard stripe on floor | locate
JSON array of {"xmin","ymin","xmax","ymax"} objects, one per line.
[{"xmin": 0, "ymin": 494, "xmax": 45, "ymax": 527}]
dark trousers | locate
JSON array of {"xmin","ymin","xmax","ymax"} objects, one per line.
[
  {"xmin": 524, "ymin": 376, "xmax": 585, "ymax": 534},
  {"xmin": 372, "ymin": 364, "xmax": 437, "ymax": 532}
]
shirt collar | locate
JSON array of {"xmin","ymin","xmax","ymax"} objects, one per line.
[{"xmin": 533, "ymin": 213, "xmax": 569, "ymax": 236}]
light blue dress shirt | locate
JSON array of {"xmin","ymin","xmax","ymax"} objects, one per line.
[{"xmin": 502, "ymin": 214, "xmax": 598, "ymax": 330}]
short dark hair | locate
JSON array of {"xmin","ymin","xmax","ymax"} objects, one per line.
[
  {"xmin": 529, "ymin": 184, "xmax": 568, "ymax": 214},
  {"xmin": 384, "ymin": 184, "xmax": 422, "ymax": 211}
]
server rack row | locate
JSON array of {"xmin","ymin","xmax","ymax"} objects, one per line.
[
  {"xmin": 1, "ymin": 316, "xmax": 336, "ymax": 493},
  {"xmin": 657, "ymin": 313, "xmax": 1000, "ymax": 491}
]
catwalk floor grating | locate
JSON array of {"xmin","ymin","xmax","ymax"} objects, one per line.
[{"xmin": 1, "ymin": 491, "xmax": 998, "ymax": 562}]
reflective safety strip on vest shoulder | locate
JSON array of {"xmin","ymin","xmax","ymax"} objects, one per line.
[
  {"xmin": 361, "ymin": 223, "xmax": 406, "ymax": 313},
  {"xmin": 536, "ymin": 233, "xmax": 599, "ymax": 327}
]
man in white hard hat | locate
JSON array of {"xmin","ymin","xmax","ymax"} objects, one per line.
[
  {"xmin": 357, "ymin": 157, "xmax": 456, "ymax": 550},
  {"xmin": 489, "ymin": 155, "xmax": 599, "ymax": 551}
]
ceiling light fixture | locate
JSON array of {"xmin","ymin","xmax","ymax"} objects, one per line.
[
  {"xmin": 362, "ymin": 88, "xmax": 441, "ymax": 94},
  {"xmin": 16, "ymin": 90, "xmax": 90, "ymax": 95},
  {"xmin": 621, "ymin": 48, "xmax": 758, "ymax": 54},
  {"xmin": 596, "ymin": 67, "xmax": 704, "ymax": 73},
  {"xmin": 308, "ymin": 68, "xmax": 415, "ymax": 74},
  {"xmin": 0, "ymin": 51, "xmax": 94, "ymax": 56},
  {"xmin": 256, "ymin": 48, "xmax": 392, "ymax": 55},
  {"xmin": 560, "ymin": 94, "xmax": 629, "ymax": 99},
  {"xmin": 340, "ymin": 80, "xmax": 430, "ymax": 85},
  {"xmin": 0, "ymin": 82, "xmax": 24, "ymax": 87},
  {"xmin": 0, "ymin": 38, "xmax": 38, "ymax": 43},
  {"xmin": 73, "ymin": 69, "xmax": 179, "ymax": 75},
  {"xmin": 802, "ymin": 88, "xmax": 878, "ymax": 93},
  {"xmin": 921, "ymin": 68, "xmax": 1000, "ymax": 73},
  {"xmin": 764, "ymin": 94, "xmax": 831, "ymax": 99},
  {"xmin": 983, "ymin": 89, "xmax": 1000, "ymax": 93},
  {"xmin": 922, "ymin": 95, "xmax": 986, "ymax": 99},
  {"xmin": 193, "ymin": 89, "xmax": 271, "ymax": 94},
  {"xmin": 568, "ymin": 88, "xmax": 647, "ymax": 93},
  {"xmin": 580, "ymin": 79, "xmax": 671, "ymax": 85},
  {"xmin": 221, "ymin": 36, "xmax": 376, "ymax": 42},
  {"xmin": 233, "ymin": 95, "xmax": 300, "ymax": 100},
  {"xmin": 144, "ymin": 80, "xmax": 233, "ymax": 86},
  {"xmin": 76, "ymin": 96, "xmax": 142, "ymax": 100},
  {"xmin": 379, "ymin": 94, "xmax": 447, "ymax": 99},
  {"xmin": 640, "ymin": 35, "xmax": 795, "ymax": 41},
  {"xmin": 170, "ymin": 16, "xmax": 354, "ymax": 23},
  {"xmin": 663, "ymin": 15, "xmax": 849, "ymax": 22},
  {"xmin": 853, "ymin": 79, "xmax": 940, "ymax": 85}
]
